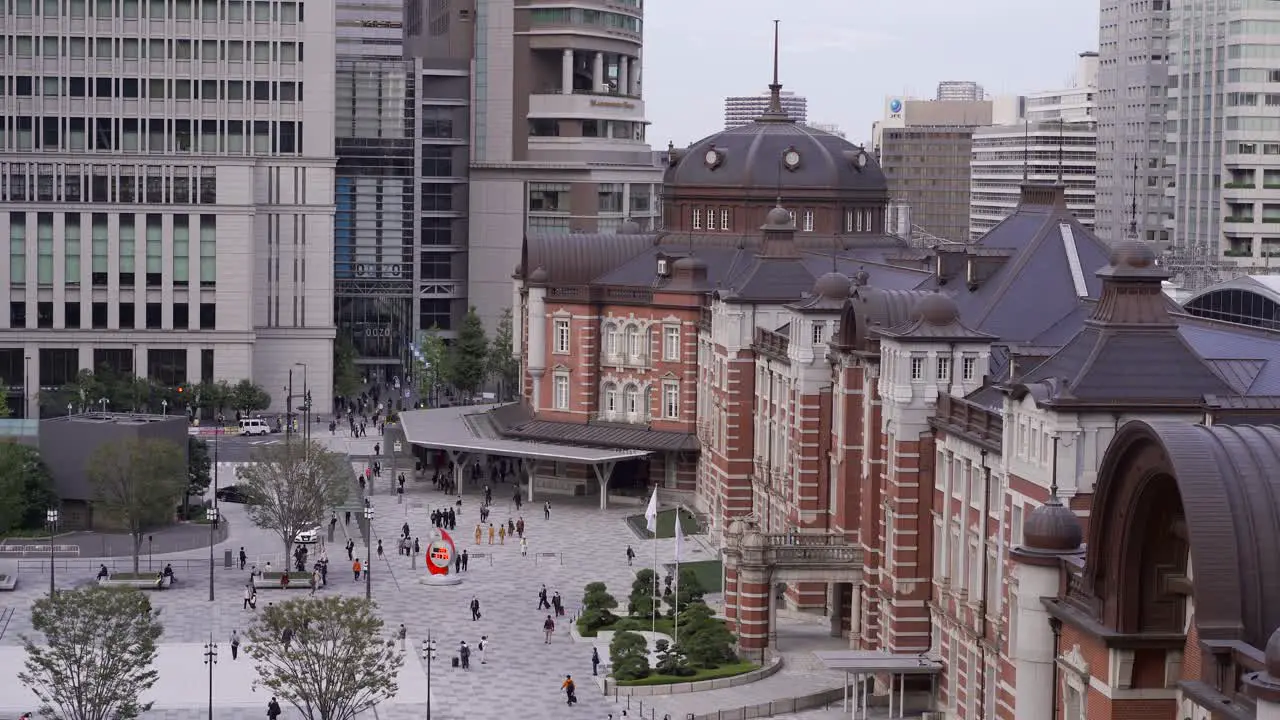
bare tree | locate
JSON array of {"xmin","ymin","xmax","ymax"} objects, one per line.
[
  {"xmin": 88, "ymin": 438, "xmax": 187, "ymax": 574},
  {"xmin": 237, "ymin": 440, "xmax": 351, "ymax": 559},
  {"xmin": 246, "ymin": 597, "xmax": 402, "ymax": 720},
  {"xmin": 20, "ymin": 586, "xmax": 164, "ymax": 720}
]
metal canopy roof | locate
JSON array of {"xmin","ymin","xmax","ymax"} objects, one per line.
[
  {"xmin": 399, "ymin": 405, "xmax": 650, "ymax": 465},
  {"xmin": 813, "ymin": 650, "xmax": 943, "ymax": 674}
]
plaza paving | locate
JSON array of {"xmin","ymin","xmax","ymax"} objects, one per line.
[{"xmin": 0, "ymin": 433, "xmax": 910, "ymax": 719}]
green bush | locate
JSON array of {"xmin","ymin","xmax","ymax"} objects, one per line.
[
  {"xmin": 665, "ymin": 567, "xmax": 706, "ymax": 618},
  {"xmin": 654, "ymin": 639, "xmax": 694, "ymax": 677},
  {"xmin": 628, "ymin": 568, "xmax": 660, "ymax": 619},
  {"xmin": 609, "ymin": 630, "xmax": 650, "ymax": 681},
  {"xmin": 579, "ymin": 582, "xmax": 619, "ymax": 632},
  {"xmin": 678, "ymin": 602, "xmax": 737, "ymax": 669},
  {"xmin": 612, "ymin": 617, "xmax": 645, "ymax": 632}
]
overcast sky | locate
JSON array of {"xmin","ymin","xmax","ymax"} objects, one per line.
[{"xmin": 642, "ymin": 0, "xmax": 1101, "ymax": 148}]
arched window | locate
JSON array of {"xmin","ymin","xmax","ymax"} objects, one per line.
[
  {"xmin": 624, "ymin": 383, "xmax": 641, "ymax": 417},
  {"xmin": 626, "ymin": 325, "xmax": 644, "ymax": 360},
  {"xmin": 603, "ymin": 382, "xmax": 618, "ymax": 416},
  {"xmin": 604, "ymin": 323, "xmax": 620, "ymax": 358}
]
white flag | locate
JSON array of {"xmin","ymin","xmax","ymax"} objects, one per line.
[
  {"xmin": 674, "ymin": 512, "xmax": 684, "ymax": 564},
  {"xmin": 645, "ymin": 488, "xmax": 659, "ymax": 533}
]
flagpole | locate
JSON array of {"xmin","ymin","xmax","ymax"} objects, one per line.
[{"xmin": 673, "ymin": 512, "xmax": 682, "ymax": 646}]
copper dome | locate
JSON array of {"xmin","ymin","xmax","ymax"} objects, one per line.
[
  {"xmin": 1267, "ymin": 627, "xmax": 1280, "ymax": 679},
  {"xmin": 764, "ymin": 206, "xmax": 794, "ymax": 228},
  {"xmin": 528, "ymin": 266, "xmax": 550, "ymax": 284},
  {"xmin": 1022, "ymin": 497, "xmax": 1083, "ymax": 552},
  {"xmin": 1109, "ymin": 240, "xmax": 1156, "ymax": 269},
  {"xmin": 913, "ymin": 292, "xmax": 960, "ymax": 326},
  {"xmin": 814, "ymin": 271, "xmax": 853, "ymax": 299},
  {"xmin": 673, "ymin": 255, "xmax": 707, "ymax": 272}
]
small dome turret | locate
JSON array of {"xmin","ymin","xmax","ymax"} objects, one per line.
[
  {"xmin": 1109, "ymin": 240, "xmax": 1156, "ymax": 269},
  {"xmin": 528, "ymin": 266, "xmax": 549, "ymax": 284},
  {"xmin": 1022, "ymin": 496, "xmax": 1083, "ymax": 552},
  {"xmin": 764, "ymin": 206, "xmax": 793, "ymax": 228},
  {"xmin": 913, "ymin": 293, "xmax": 960, "ymax": 326},
  {"xmin": 814, "ymin": 271, "xmax": 853, "ymax": 299}
]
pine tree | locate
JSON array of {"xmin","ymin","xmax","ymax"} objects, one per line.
[{"xmin": 447, "ymin": 307, "xmax": 490, "ymax": 397}]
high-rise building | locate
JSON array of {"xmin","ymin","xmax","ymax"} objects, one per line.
[
  {"xmin": 336, "ymin": 0, "xmax": 404, "ymax": 58},
  {"xmin": 457, "ymin": 0, "xmax": 663, "ymax": 330},
  {"xmin": 1095, "ymin": 0, "xmax": 1170, "ymax": 246},
  {"xmin": 936, "ymin": 80, "xmax": 985, "ymax": 101},
  {"xmin": 970, "ymin": 53, "xmax": 1098, "ymax": 239},
  {"xmin": 873, "ymin": 98, "xmax": 994, "ymax": 243},
  {"xmin": 1167, "ymin": 0, "xmax": 1280, "ymax": 268},
  {"xmin": 723, "ymin": 90, "xmax": 808, "ymax": 128},
  {"xmin": 0, "ymin": 0, "xmax": 338, "ymax": 417}
]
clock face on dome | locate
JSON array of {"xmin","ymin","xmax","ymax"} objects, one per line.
[
  {"xmin": 704, "ymin": 149, "xmax": 721, "ymax": 169},
  {"xmin": 856, "ymin": 151, "xmax": 868, "ymax": 168},
  {"xmin": 783, "ymin": 149, "xmax": 801, "ymax": 170}
]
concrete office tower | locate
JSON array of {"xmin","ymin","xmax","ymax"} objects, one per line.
[
  {"xmin": 724, "ymin": 90, "xmax": 809, "ymax": 128},
  {"xmin": 1095, "ymin": 0, "xmax": 1170, "ymax": 246},
  {"xmin": 1168, "ymin": 0, "xmax": 1280, "ymax": 268},
  {"xmin": 461, "ymin": 0, "xmax": 662, "ymax": 330},
  {"xmin": 970, "ymin": 53, "xmax": 1098, "ymax": 239},
  {"xmin": 0, "ymin": 0, "xmax": 337, "ymax": 418},
  {"xmin": 936, "ymin": 80, "xmax": 985, "ymax": 101},
  {"xmin": 806, "ymin": 122, "xmax": 846, "ymax": 138},
  {"xmin": 336, "ymin": 0, "xmax": 405, "ymax": 58},
  {"xmin": 873, "ymin": 98, "xmax": 994, "ymax": 243}
]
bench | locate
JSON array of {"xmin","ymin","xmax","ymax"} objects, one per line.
[
  {"xmin": 0, "ymin": 574, "xmax": 17, "ymax": 591},
  {"xmin": 251, "ymin": 575, "xmax": 315, "ymax": 591},
  {"xmin": 98, "ymin": 575, "xmax": 172, "ymax": 590}
]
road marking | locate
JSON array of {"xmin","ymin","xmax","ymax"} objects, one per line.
[{"xmin": 248, "ymin": 440, "xmax": 281, "ymax": 446}]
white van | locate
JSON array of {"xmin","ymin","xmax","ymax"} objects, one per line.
[{"xmin": 240, "ymin": 418, "xmax": 271, "ymax": 436}]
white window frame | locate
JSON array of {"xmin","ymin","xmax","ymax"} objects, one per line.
[
  {"xmin": 603, "ymin": 383, "xmax": 618, "ymax": 415},
  {"xmin": 706, "ymin": 207, "xmax": 717, "ymax": 231},
  {"xmin": 624, "ymin": 383, "xmax": 642, "ymax": 418},
  {"xmin": 626, "ymin": 324, "xmax": 644, "ymax": 361},
  {"xmin": 553, "ymin": 318, "xmax": 571, "ymax": 354},
  {"xmin": 845, "ymin": 209, "xmax": 854, "ymax": 233},
  {"xmin": 663, "ymin": 325, "xmax": 680, "ymax": 361},
  {"xmin": 962, "ymin": 355, "xmax": 977, "ymax": 381},
  {"xmin": 810, "ymin": 322, "xmax": 825, "ymax": 344},
  {"xmin": 552, "ymin": 373, "xmax": 569, "ymax": 410},
  {"xmin": 910, "ymin": 355, "xmax": 925, "ymax": 381},
  {"xmin": 937, "ymin": 356, "xmax": 951, "ymax": 381},
  {"xmin": 692, "ymin": 208, "xmax": 701, "ymax": 229},
  {"xmin": 720, "ymin": 209, "xmax": 730, "ymax": 229},
  {"xmin": 605, "ymin": 323, "xmax": 620, "ymax": 358},
  {"xmin": 662, "ymin": 381, "xmax": 679, "ymax": 419},
  {"xmin": 802, "ymin": 210, "xmax": 814, "ymax": 232},
  {"xmin": 855, "ymin": 209, "xmax": 864, "ymax": 232}
]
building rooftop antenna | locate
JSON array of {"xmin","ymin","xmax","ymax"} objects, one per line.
[
  {"xmin": 1056, "ymin": 120, "xmax": 1065, "ymax": 185},
  {"xmin": 758, "ymin": 21, "xmax": 791, "ymax": 122}
]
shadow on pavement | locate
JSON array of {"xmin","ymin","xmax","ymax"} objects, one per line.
[{"xmin": 8, "ymin": 521, "xmax": 231, "ymax": 558}]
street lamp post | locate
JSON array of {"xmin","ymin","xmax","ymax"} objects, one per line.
[
  {"xmin": 98, "ymin": 398, "xmax": 109, "ymax": 413},
  {"xmin": 45, "ymin": 508, "xmax": 58, "ymax": 595},
  {"xmin": 23, "ymin": 355, "xmax": 30, "ymax": 420},
  {"xmin": 294, "ymin": 362, "xmax": 309, "ymax": 444},
  {"xmin": 363, "ymin": 506, "xmax": 374, "ymax": 600},
  {"xmin": 203, "ymin": 634, "xmax": 218, "ymax": 720},
  {"xmin": 286, "ymin": 368, "xmax": 294, "ymax": 442},
  {"xmin": 206, "ymin": 505, "xmax": 217, "ymax": 601},
  {"xmin": 161, "ymin": 399, "xmax": 168, "ymax": 416},
  {"xmin": 421, "ymin": 634, "xmax": 438, "ymax": 720},
  {"xmin": 65, "ymin": 403, "xmax": 71, "ymax": 417}
]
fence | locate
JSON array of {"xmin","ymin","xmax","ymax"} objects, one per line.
[
  {"xmin": 16, "ymin": 557, "xmax": 215, "ymax": 575},
  {"xmin": 608, "ymin": 686, "xmax": 842, "ymax": 720},
  {"xmin": 0, "ymin": 544, "xmax": 81, "ymax": 557}
]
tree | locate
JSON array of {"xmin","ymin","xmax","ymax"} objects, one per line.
[
  {"xmin": 446, "ymin": 306, "xmax": 489, "ymax": 398},
  {"xmin": 230, "ymin": 379, "xmax": 271, "ymax": 414},
  {"xmin": 0, "ymin": 442, "xmax": 57, "ymax": 533},
  {"xmin": 487, "ymin": 308, "xmax": 520, "ymax": 401},
  {"xmin": 88, "ymin": 438, "xmax": 186, "ymax": 573},
  {"xmin": 654, "ymin": 639, "xmax": 693, "ymax": 677},
  {"xmin": 237, "ymin": 441, "xmax": 351, "ymax": 559},
  {"xmin": 677, "ymin": 602, "xmax": 737, "ymax": 669},
  {"xmin": 333, "ymin": 336, "xmax": 362, "ymax": 400},
  {"xmin": 665, "ymin": 567, "xmax": 706, "ymax": 618},
  {"xmin": 417, "ymin": 328, "xmax": 449, "ymax": 405},
  {"xmin": 608, "ymin": 630, "xmax": 650, "ymax": 681},
  {"xmin": 628, "ymin": 568, "xmax": 660, "ymax": 619},
  {"xmin": 0, "ymin": 384, "xmax": 10, "ymax": 418},
  {"xmin": 579, "ymin": 581, "xmax": 619, "ymax": 633},
  {"xmin": 187, "ymin": 436, "xmax": 212, "ymax": 511},
  {"xmin": 20, "ymin": 586, "xmax": 164, "ymax": 720},
  {"xmin": 246, "ymin": 596, "xmax": 402, "ymax": 720}
]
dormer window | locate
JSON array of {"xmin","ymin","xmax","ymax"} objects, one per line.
[
  {"xmin": 937, "ymin": 356, "xmax": 951, "ymax": 381},
  {"xmin": 657, "ymin": 257, "xmax": 670, "ymax": 277},
  {"xmin": 811, "ymin": 322, "xmax": 825, "ymax": 344},
  {"xmin": 803, "ymin": 210, "xmax": 814, "ymax": 232},
  {"xmin": 692, "ymin": 208, "xmax": 702, "ymax": 230},
  {"xmin": 962, "ymin": 355, "xmax": 977, "ymax": 381},
  {"xmin": 910, "ymin": 355, "xmax": 925, "ymax": 381}
]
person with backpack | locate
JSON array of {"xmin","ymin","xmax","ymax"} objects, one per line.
[
  {"xmin": 267, "ymin": 697, "xmax": 282, "ymax": 720},
  {"xmin": 561, "ymin": 674, "xmax": 577, "ymax": 706}
]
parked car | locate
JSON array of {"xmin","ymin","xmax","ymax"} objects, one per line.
[
  {"xmin": 215, "ymin": 485, "xmax": 249, "ymax": 504},
  {"xmin": 294, "ymin": 526, "xmax": 323, "ymax": 545}
]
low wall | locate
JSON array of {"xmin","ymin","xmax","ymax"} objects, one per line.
[
  {"xmin": 688, "ymin": 686, "xmax": 847, "ymax": 720},
  {"xmin": 604, "ymin": 655, "xmax": 784, "ymax": 696}
]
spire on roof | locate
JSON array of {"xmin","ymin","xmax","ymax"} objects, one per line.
[
  {"xmin": 1056, "ymin": 120, "xmax": 1065, "ymax": 185},
  {"xmin": 1127, "ymin": 155, "xmax": 1139, "ymax": 241},
  {"xmin": 758, "ymin": 20, "xmax": 792, "ymax": 123}
]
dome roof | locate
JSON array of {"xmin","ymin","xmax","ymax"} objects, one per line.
[
  {"xmin": 528, "ymin": 266, "xmax": 549, "ymax": 284},
  {"xmin": 1022, "ymin": 497, "xmax": 1083, "ymax": 552},
  {"xmin": 670, "ymin": 122, "xmax": 887, "ymax": 192},
  {"xmin": 913, "ymin": 293, "xmax": 960, "ymax": 326},
  {"xmin": 764, "ymin": 206, "xmax": 793, "ymax": 228},
  {"xmin": 673, "ymin": 255, "xmax": 707, "ymax": 272},
  {"xmin": 1110, "ymin": 240, "xmax": 1156, "ymax": 269},
  {"xmin": 1268, "ymin": 627, "xmax": 1280, "ymax": 679},
  {"xmin": 814, "ymin": 271, "xmax": 853, "ymax": 299}
]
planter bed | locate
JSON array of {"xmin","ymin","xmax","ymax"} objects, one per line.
[
  {"xmin": 99, "ymin": 574, "xmax": 171, "ymax": 590},
  {"xmin": 252, "ymin": 573, "xmax": 314, "ymax": 590},
  {"xmin": 0, "ymin": 574, "xmax": 16, "ymax": 591}
]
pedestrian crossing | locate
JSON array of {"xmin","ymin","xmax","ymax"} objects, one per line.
[{"xmin": 213, "ymin": 461, "xmax": 254, "ymax": 484}]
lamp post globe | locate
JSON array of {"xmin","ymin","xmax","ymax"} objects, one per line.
[
  {"xmin": 45, "ymin": 509, "xmax": 58, "ymax": 595},
  {"xmin": 363, "ymin": 506, "xmax": 374, "ymax": 600}
]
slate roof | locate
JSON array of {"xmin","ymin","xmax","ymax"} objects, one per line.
[{"xmin": 485, "ymin": 402, "xmax": 697, "ymax": 452}]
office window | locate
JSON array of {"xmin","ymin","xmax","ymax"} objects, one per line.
[
  {"xmin": 706, "ymin": 208, "xmax": 717, "ymax": 231},
  {"xmin": 910, "ymin": 355, "xmax": 925, "ymax": 381},
  {"xmin": 811, "ymin": 322, "xmax": 825, "ymax": 345},
  {"xmin": 145, "ymin": 215, "xmax": 163, "ymax": 286},
  {"xmin": 626, "ymin": 325, "xmax": 645, "ymax": 360},
  {"xmin": 720, "ymin": 209, "xmax": 730, "ymax": 230},
  {"xmin": 36, "ymin": 214, "xmax": 54, "ymax": 285},
  {"xmin": 119, "ymin": 215, "xmax": 136, "ymax": 286},
  {"xmin": 64, "ymin": 302, "xmax": 81, "ymax": 329},
  {"xmin": 10, "ymin": 213, "xmax": 26, "ymax": 284},
  {"xmin": 597, "ymin": 183, "xmax": 623, "ymax": 213},
  {"xmin": 605, "ymin": 323, "xmax": 620, "ymax": 358},
  {"xmin": 91, "ymin": 302, "xmax": 108, "ymax": 329},
  {"xmin": 552, "ymin": 373, "xmax": 569, "ymax": 410},
  {"xmin": 663, "ymin": 325, "xmax": 680, "ymax": 361},
  {"xmin": 172, "ymin": 215, "xmax": 189, "ymax": 285},
  {"xmin": 803, "ymin": 210, "xmax": 814, "ymax": 232},
  {"xmin": 146, "ymin": 302, "xmax": 162, "ymax": 329},
  {"xmin": 64, "ymin": 214, "xmax": 81, "ymax": 285},
  {"xmin": 625, "ymin": 384, "xmax": 642, "ymax": 417},
  {"xmin": 9, "ymin": 302, "xmax": 26, "ymax": 328},
  {"xmin": 200, "ymin": 302, "xmax": 216, "ymax": 330},
  {"xmin": 603, "ymin": 383, "xmax": 618, "ymax": 415},
  {"xmin": 962, "ymin": 355, "xmax": 977, "ymax": 381},
  {"xmin": 120, "ymin": 302, "xmax": 135, "ymax": 329},
  {"xmin": 91, "ymin": 213, "xmax": 108, "ymax": 285},
  {"xmin": 421, "ymin": 146, "xmax": 453, "ymax": 178},
  {"xmin": 662, "ymin": 381, "xmax": 680, "ymax": 419},
  {"xmin": 200, "ymin": 215, "xmax": 216, "ymax": 286},
  {"xmin": 692, "ymin": 208, "xmax": 702, "ymax": 229},
  {"xmin": 553, "ymin": 319, "xmax": 571, "ymax": 353},
  {"xmin": 201, "ymin": 349, "xmax": 215, "ymax": 384},
  {"xmin": 527, "ymin": 183, "xmax": 569, "ymax": 212}
]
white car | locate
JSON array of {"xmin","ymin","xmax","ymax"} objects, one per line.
[
  {"xmin": 240, "ymin": 419, "xmax": 271, "ymax": 436},
  {"xmin": 293, "ymin": 526, "xmax": 323, "ymax": 545}
]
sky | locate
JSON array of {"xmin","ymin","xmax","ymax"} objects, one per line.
[{"xmin": 642, "ymin": 0, "xmax": 1101, "ymax": 148}]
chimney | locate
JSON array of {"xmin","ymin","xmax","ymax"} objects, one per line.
[{"xmin": 1019, "ymin": 182, "xmax": 1067, "ymax": 209}]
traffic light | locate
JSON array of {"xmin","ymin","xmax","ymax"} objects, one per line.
[{"xmin": 176, "ymin": 385, "xmax": 185, "ymax": 395}]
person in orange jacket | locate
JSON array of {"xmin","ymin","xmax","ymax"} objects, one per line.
[{"xmin": 352, "ymin": 558, "xmax": 362, "ymax": 581}]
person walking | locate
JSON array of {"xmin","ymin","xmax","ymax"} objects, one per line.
[
  {"xmin": 239, "ymin": 547, "xmax": 247, "ymax": 570},
  {"xmin": 561, "ymin": 674, "xmax": 576, "ymax": 706},
  {"xmin": 346, "ymin": 539, "xmax": 355, "ymax": 561},
  {"xmin": 488, "ymin": 524, "xmax": 495, "ymax": 545},
  {"xmin": 353, "ymin": 558, "xmax": 362, "ymax": 581},
  {"xmin": 243, "ymin": 584, "xmax": 254, "ymax": 610},
  {"xmin": 544, "ymin": 501, "xmax": 552, "ymax": 520},
  {"xmin": 475, "ymin": 524, "xmax": 483, "ymax": 544},
  {"xmin": 309, "ymin": 569, "xmax": 319, "ymax": 595},
  {"xmin": 267, "ymin": 697, "xmax": 282, "ymax": 720},
  {"xmin": 543, "ymin": 615, "xmax": 555, "ymax": 644},
  {"xmin": 520, "ymin": 537, "xmax": 528, "ymax": 557},
  {"xmin": 376, "ymin": 539, "xmax": 384, "ymax": 558},
  {"xmin": 591, "ymin": 647, "xmax": 600, "ymax": 676},
  {"xmin": 230, "ymin": 629, "xmax": 241, "ymax": 660},
  {"xmin": 461, "ymin": 549, "xmax": 469, "ymax": 571},
  {"xmin": 626, "ymin": 545, "xmax": 635, "ymax": 566},
  {"xmin": 538, "ymin": 585, "xmax": 551, "ymax": 610},
  {"xmin": 470, "ymin": 596, "xmax": 481, "ymax": 621},
  {"xmin": 498, "ymin": 525, "xmax": 506, "ymax": 545},
  {"xmin": 459, "ymin": 640, "xmax": 471, "ymax": 670},
  {"xmin": 478, "ymin": 635, "xmax": 488, "ymax": 664},
  {"xmin": 398, "ymin": 624, "xmax": 407, "ymax": 650}
]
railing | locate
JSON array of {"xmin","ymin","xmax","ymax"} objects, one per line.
[
  {"xmin": 547, "ymin": 285, "xmax": 588, "ymax": 301},
  {"xmin": 602, "ymin": 287, "xmax": 653, "ymax": 304},
  {"xmin": 1060, "ymin": 556, "xmax": 1096, "ymax": 615},
  {"xmin": 768, "ymin": 545, "xmax": 862, "ymax": 565},
  {"xmin": 934, "ymin": 394, "xmax": 1003, "ymax": 450},
  {"xmin": 17, "ymin": 557, "xmax": 215, "ymax": 575},
  {"xmin": 753, "ymin": 327, "xmax": 790, "ymax": 361},
  {"xmin": 0, "ymin": 544, "xmax": 81, "ymax": 557},
  {"xmin": 760, "ymin": 533, "xmax": 850, "ymax": 546}
]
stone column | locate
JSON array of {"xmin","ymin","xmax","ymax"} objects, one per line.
[
  {"xmin": 630, "ymin": 51, "xmax": 641, "ymax": 96},
  {"xmin": 561, "ymin": 49, "xmax": 573, "ymax": 94},
  {"xmin": 526, "ymin": 285, "xmax": 546, "ymax": 411},
  {"xmin": 592, "ymin": 52, "xmax": 604, "ymax": 92},
  {"xmin": 1010, "ymin": 550, "xmax": 1060, "ymax": 720},
  {"xmin": 618, "ymin": 56, "xmax": 629, "ymax": 96},
  {"xmin": 736, "ymin": 566, "xmax": 770, "ymax": 661},
  {"xmin": 849, "ymin": 584, "xmax": 863, "ymax": 648}
]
